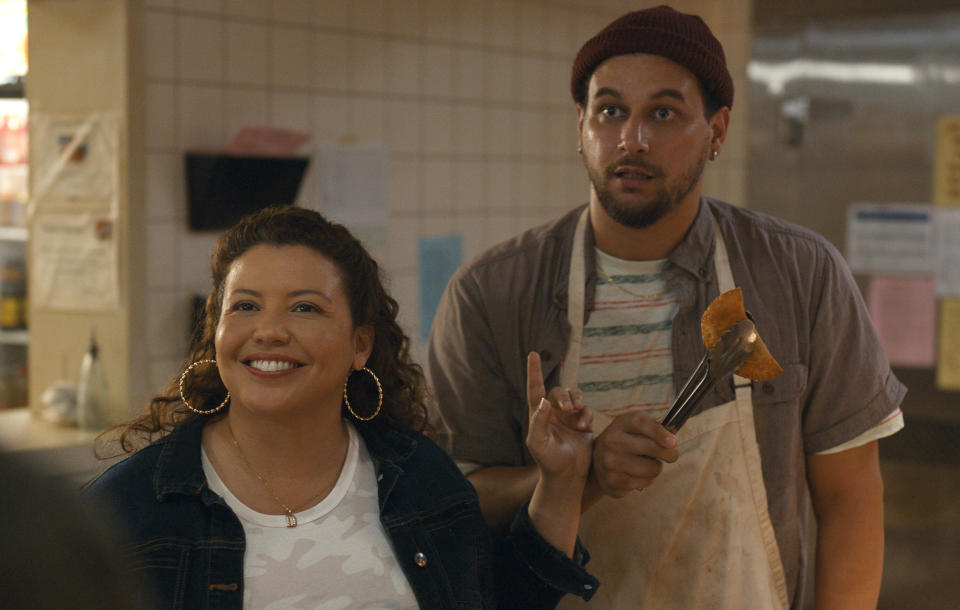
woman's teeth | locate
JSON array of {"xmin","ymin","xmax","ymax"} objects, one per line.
[{"xmin": 248, "ymin": 360, "xmax": 298, "ymax": 372}]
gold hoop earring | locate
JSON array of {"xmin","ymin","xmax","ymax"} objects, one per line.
[
  {"xmin": 343, "ymin": 367, "xmax": 383, "ymax": 422},
  {"xmin": 179, "ymin": 359, "xmax": 230, "ymax": 415}
]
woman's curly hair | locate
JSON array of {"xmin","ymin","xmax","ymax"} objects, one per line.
[{"xmin": 100, "ymin": 205, "xmax": 428, "ymax": 455}]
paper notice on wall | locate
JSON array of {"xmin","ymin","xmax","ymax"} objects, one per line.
[
  {"xmin": 304, "ymin": 141, "xmax": 388, "ymax": 255},
  {"xmin": 32, "ymin": 212, "xmax": 119, "ymax": 311},
  {"xmin": 309, "ymin": 141, "xmax": 388, "ymax": 225},
  {"xmin": 846, "ymin": 203, "xmax": 933, "ymax": 274},
  {"xmin": 933, "ymin": 115, "xmax": 960, "ymax": 206},
  {"xmin": 28, "ymin": 113, "xmax": 119, "ymax": 217},
  {"xmin": 936, "ymin": 298, "xmax": 960, "ymax": 391},
  {"xmin": 867, "ymin": 276, "xmax": 936, "ymax": 368},
  {"xmin": 935, "ymin": 207, "xmax": 960, "ymax": 297}
]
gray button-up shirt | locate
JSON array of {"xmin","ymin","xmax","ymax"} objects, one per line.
[{"xmin": 427, "ymin": 196, "xmax": 906, "ymax": 607}]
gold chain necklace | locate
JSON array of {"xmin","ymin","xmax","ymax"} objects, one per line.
[
  {"xmin": 595, "ymin": 260, "xmax": 672, "ymax": 301},
  {"xmin": 226, "ymin": 423, "xmax": 329, "ymax": 528}
]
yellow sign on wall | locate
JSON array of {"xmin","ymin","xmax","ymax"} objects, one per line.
[
  {"xmin": 933, "ymin": 115, "xmax": 960, "ymax": 206},
  {"xmin": 936, "ymin": 298, "xmax": 960, "ymax": 391}
]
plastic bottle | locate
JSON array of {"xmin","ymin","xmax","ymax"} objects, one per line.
[
  {"xmin": 77, "ymin": 331, "xmax": 109, "ymax": 430},
  {"xmin": 0, "ymin": 259, "xmax": 25, "ymax": 329}
]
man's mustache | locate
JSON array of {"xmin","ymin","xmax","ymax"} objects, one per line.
[{"xmin": 605, "ymin": 156, "xmax": 663, "ymax": 178}]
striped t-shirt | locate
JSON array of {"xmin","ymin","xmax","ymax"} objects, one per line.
[
  {"xmin": 578, "ymin": 249, "xmax": 678, "ymax": 422},
  {"xmin": 578, "ymin": 249, "xmax": 903, "ymax": 451}
]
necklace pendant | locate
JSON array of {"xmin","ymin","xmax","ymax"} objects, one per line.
[{"xmin": 284, "ymin": 511, "xmax": 297, "ymax": 528}]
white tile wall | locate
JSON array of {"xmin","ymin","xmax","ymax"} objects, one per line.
[
  {"xmin": 422, "ymin": 159, "xmax": 455, "ymax": 211},
  {"xmin": 177, "ymin": 0, "xmax": 221, "ymax": 15},
  {"xmin": 223, "ymin": 0, "xmax": 267, "ymax": 20},
  {"xmin": 271, "ymin": 0, "xmax": 315, "ymax": 25},
  {"xmin": 144, "ymin": 11, "xmax": 176, "ymax": 80},
  {"xmin": 146, "ymin": 220, "xmax": 178, "ymax": 289},
  {"xmin": 225, "ymin": 22, "xmax": 268, "ymax": 86},
  {"xmin": 423, "ymin": 44, "xmax": 455, "ymax": 98},
  {"xmin": 484, "ymin": 0, "xmax": 519, "ymax": 49},
  {"xmin": 144, "ymin": 151, "xmax": 183, "ymax": 221},
  {"xmin": 454, "ymin": 160, "xmax": 484, "ymax": 212},
  {"xmin": 315, "ymin": 31, "xmax": 351, "ymax": 90},
  {"xmin": 315, "ymin": 0, "xmax": 351, "ymax": 29},
  {"xmin": 352, "ymin": 0, "xmax": 389, "ymax": 35},
  {"xmin": 140, "ymin": 0, "xmax": 751, "ymax": 397},
  {"xmin": 268, "ymin": 91, "xmax": 312, "ymax": 133},
  {"xmin": 351, "ymin": 98, "xmax": 388, "ymax": 142},
  {"xmin": 223, "ymin": 89, "xmax": 269, "ymax": 139},
  {"xmin": 422, "ymin": 101, "xmax": 454, "ymax": 154},
  {"xmin": 482, "ymin": 107, "xmax": 516, "ymax": 156},
  {"xmin": 455, "ymin": 0, "xmax": 485, "ymax": 46},
  {"xmin": 454, "ymin": 47, "xmax": 484, "ymax": 99},
  {"xmin": 146, "ymin": 290, "xmax": 184, "ymax": 358},
  {"xmin": 313, "ymin": 93, "xmax": 351, "ymax": 139},
  {"xmin": 270, "ymin": 27, "xmax": 314, "ymax": 88},
  {"xmin": 145, "ymin": 83, "xmax": 177, "ymax": 149},
  {"xmin": 386, "ymin": 100, "xmax": 421, "ymax": 154},
  {"xmin": 352, "ymin": 37, "xmax": 387, "ymax": 92},
  {"xmin": 178, "ymin": 15, "xmax": 224, "ymax": 82},
  {"xmin": 389, "ymin": 0, "xmax": 425, "ymax": 39},
  {"xmin": 518, "ymin": 55, "xmax": 547, "ymax": 105},
  {"xmin": 177, "ymin": 231, "xmax": 219, "ymax": 295},
  {"xmin": 177, "ymin": 85, "xmax": 225, "ymax": 149},
  {"xmin": 455, "ymin": 105, "xmax": 485, "ymax": 155},
  {"xmin": 385, "ymin": 40, "xmax": 422, "ymax": 96}
]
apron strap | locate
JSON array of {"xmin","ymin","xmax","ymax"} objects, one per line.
[
  {"xmin": 713, "ymin": 215, "xmax": 789, "ymax": 609},
  {"xmin": 712, "ymin": 216, "xmax": 751, "ymax": 391},
  {"xmin": 560, "ymin": 207, "xmax": 589, "ymax": 388}
]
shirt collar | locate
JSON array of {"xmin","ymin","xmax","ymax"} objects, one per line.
[
  {"xmin": 573, "ymin": 197, "xmax": 718, "ymax": 289},
  {"xmin": 354, "ymin": 421, "xmax": 419, "ymax": 466},
  {"xmin": 153, "ymin": 416, "xmax": 422, "ymax": 501},
  {"xmin": 666, "ymin": 197, "xmax": 717, "ymax": 281},
  {"xmin": 153, "ymin": 416, "xmax": 210, "ymax": 501}
]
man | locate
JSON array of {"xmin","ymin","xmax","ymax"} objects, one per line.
[{"xmin": 427, "ymin": 5, "xmax": 905, "ymax": 609}]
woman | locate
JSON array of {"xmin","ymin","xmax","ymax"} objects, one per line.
[{"xmin": 86, "ymin": 205, "xmax": 598, "ymax": 608}]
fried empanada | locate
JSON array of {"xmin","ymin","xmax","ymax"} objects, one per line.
[{"xmin": 701, "ymin": 287, "xmax": 783, "ymax": 380}]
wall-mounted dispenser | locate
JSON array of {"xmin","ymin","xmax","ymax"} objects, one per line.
[{"xmin": 184, "ymin": 153, "xmax": 309, "ymax": 230}]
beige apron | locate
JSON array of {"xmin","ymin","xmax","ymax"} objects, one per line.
[{"xmin": 558, "ymin": 209, "xmax": 789, "ymax": 609}]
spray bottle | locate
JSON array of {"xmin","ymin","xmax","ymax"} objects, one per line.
[{"xmin": 77, "ymin": 330, "xmax": 109, "ymax": 430}]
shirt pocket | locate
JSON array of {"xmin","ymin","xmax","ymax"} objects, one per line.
[
  {"xmin": 124, "ymin": 537, "xmax": 191, "ymax": 604},
  {"xmin": 750, "ymin": 362, "xmax": 807, "ymax": 405}
]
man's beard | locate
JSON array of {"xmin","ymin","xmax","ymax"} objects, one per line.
[{"xmin": 588, "ymin": 142, "xmax": 709, "ymax": 229}]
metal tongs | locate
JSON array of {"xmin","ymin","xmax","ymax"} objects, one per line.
[{"xmin": 660, "ymin": 318, "xmax": 759, "ymax": 433}]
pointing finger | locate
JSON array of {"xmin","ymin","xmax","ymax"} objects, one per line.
[{"xmin": 526, "ymin": 351, "xmax": 546, "ymax": 415}]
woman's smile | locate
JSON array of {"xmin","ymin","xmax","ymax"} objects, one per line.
[{"xmin": 244, "ymin": 358, "xmax": 303, "ymax": 374}]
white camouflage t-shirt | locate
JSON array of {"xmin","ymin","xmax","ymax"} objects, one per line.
[{"xmin": 203, "ymin": 422, "xmax": 418, "ymax": 609}]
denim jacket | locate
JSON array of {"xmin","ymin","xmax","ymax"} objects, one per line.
[{"xmin": 85, "ymin": 417, "xmax": 598, "ymax": 609}]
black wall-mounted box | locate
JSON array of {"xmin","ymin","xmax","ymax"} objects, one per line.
[{"xmin": 185, "ymin": 153, "xmax": 309, "ymax": 230}]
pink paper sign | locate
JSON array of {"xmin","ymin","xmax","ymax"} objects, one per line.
[
  {"xmin": 867, "ymin": 276, "xmax": 936, "ymax": 368},
  {"xmin": 224, "ymin": 126, "xmax": 310, "ymax": 157}
]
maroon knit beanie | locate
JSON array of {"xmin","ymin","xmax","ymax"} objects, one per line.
[{"xmin": 570, "ymin": 5, "xmax": 733, "ymax": 110}]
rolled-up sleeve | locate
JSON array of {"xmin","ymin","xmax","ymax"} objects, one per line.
[{"xmin": 801, "ymin": 240, "xmax": 907, "ymax": 453}]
